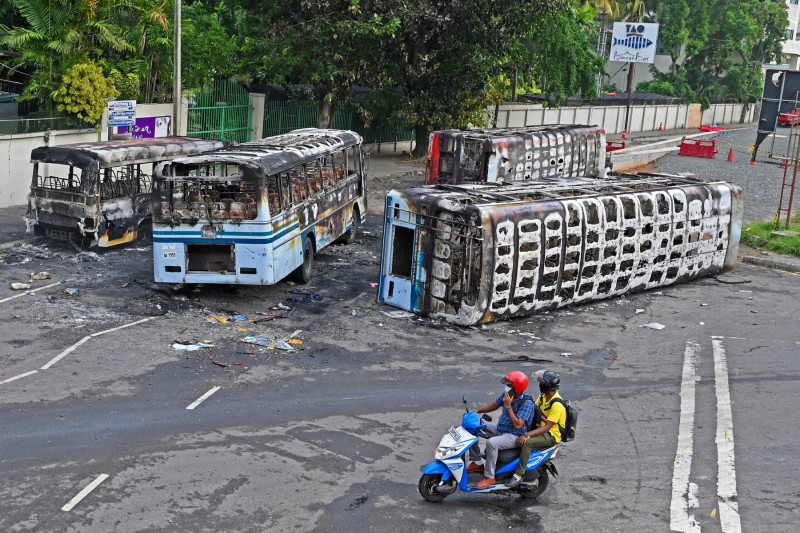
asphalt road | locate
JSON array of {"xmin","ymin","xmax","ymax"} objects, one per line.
[{"xmin": 1, "ymin": 197, "xmax": 798, "ymax": 533}]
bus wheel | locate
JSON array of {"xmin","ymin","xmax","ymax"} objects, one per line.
[
  {"xmin": 291, "ymin": 237, "xmax": 314, "ymax": 283},
  {"xmin": 136, "ymin": 220, "xmax": 152, "ymax": 245},
  {"xmin": 341, "ymin": 210, "xmax": 360, "ymax": 244}
]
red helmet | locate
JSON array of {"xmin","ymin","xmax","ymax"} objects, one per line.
[{"xmin": 501, "ymin": 370, "xmax": 529, "ymax": 394}]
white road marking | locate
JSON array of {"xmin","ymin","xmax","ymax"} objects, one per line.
[
  {"xmin": 712, "ymin": 338, "xmax": 742, "ymax": 533},
  {"xmin": 61, "ymin": 474, "xmax": 109, "ymax": 511},
  {"xmin": 0, "ymin": 281, "xmax": 62, "ymax": 304},
  {"xmin": 41, "ymin": 317, "xmax": 157, "ymax": 370},
  {"xmin": 670, "ymin": 340, "xmax": 701, "ymax": 533},
  {"xmin": 0, "ymin": 370, "xmax": 38, "ymax": 385},
  {"xmin": 186, "ymin": 386, "xmax": 221, "ymax": 410},
  {"xmin": 41, "ymin": 337, "xmax": 91, "ymax": 370},
  {"xmin": 282, "ymin": 329, "xmax": 302, "ymax": 342}
]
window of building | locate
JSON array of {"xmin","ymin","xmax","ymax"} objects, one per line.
[{"xmin": 788, "ymin": 29, "xmax": 795, "ymax": 40}]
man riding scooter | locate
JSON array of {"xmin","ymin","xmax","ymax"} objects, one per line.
[{"xmin": 466, "ymin": 371, "xmax": 539, "ymax": 489}]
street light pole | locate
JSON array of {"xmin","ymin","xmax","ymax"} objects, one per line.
[{"xmin": 173, "ymin": 0, "xmax": 181, "ymax": 137}]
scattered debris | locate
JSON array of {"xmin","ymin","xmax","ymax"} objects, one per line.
[
  {"xmin": 639, "ymin": 322, "xmax": 666, "ymax": 330},
  {"xmin": 171, "ymin": 341, "xmax": 215, "ymax": 351},
  {"xmin": 560, "ymin": 352, "xmax": 572, "ymax": 358},
  {"xmin": 212, "ymin": 360, "xmax": 228, "ymax": 368},
  {"xmin": 208, "ymin": 315, "xmax": 229, "ymax": 323},
  {"xmin": 76, "ymin": 251, "xmax": 100, "ymax": 262},
  {"xmin": 30, "ymin": 272, "xmax": 51, "ymax": 280},
  {"xmin": 65, "ymin": 288, "xmax": 79, "ymax": 295},
  {"xmin": 233, "ymin": 315, "xmax": 246, "ymax": 320},
  {"xmin": 517, "ymin": 332, "xmax": 541, "ymax": 340},
  {"xmin": 241, "ymin": 336, "xmax": 295, "ymax": 351},
  {"xmin": 635, "ymin": 309, "xmax": 645, "ymax": 314},
  {"xmin": 11, "ymin": 283, "xmax": 31, "ymax": 290}
]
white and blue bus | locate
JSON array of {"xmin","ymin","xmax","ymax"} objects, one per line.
[{"xmin": 151, "ymin": 129, "xmax": 366, "ymax": 284}]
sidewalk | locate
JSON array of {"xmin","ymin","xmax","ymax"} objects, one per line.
[{"xmin": 0, "ymin": 204, "xmax": 28, "ymax": 249}]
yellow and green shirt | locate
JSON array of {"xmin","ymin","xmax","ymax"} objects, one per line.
[{"xmin": 536, "ymin": 392, "xmax": 567, "ymax": 443}]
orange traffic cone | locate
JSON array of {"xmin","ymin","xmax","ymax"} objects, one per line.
[
  {"xmin": 780, "ymin": 158, "xmax": 786, "ymax": 168},
  {"xmin": 659, "ymin": 122, "xmax": 663, "ymax": 131},
  {"xmin": 622, "ymin": 129, "xmax": 627, "ymax": 140},
  {"xmin": 727, "ymin": 148, "xmax": 734, "ymax": 162}
]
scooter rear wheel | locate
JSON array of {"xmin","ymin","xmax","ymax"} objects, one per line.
[
  {"xmin": 418, "ymin": 474, "xmax": 448, "ymax": 502},
  {"xmin": 521, "ymin": 468, "xmax": 549, "ymax": 499}
]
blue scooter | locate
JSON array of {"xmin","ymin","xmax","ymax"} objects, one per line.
[{"xmin": 418, "ymin": 402, "xmax": 560, "ymax": 502}]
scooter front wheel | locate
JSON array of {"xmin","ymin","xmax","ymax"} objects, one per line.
[
  {"xmin": 418, "ymin": 474, "xmax": 449, "ymax": 502},
  {"xmin": 521, "ymin": 468, "xmax": 549, "ymax": 499}
]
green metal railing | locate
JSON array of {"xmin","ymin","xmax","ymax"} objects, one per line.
[
  {"xmin": 263, "ymin": 101, "xmax": 414, "ymax": 145},
  {"xmin": 187, "ymin": 80, "xmax": 252, "ymax": 143}
]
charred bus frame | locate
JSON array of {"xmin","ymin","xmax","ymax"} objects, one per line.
[
  {"xmin": 152, "ymin": 128, "xmax": 366, "ymax": 285},
  {"xmin": 26, "ymin": 137, "xmax": 228, "ymax": 247},
  {"xmin": 379, "ymin": 174, "xmax": 744, "ymax": 325},
  {"xmin": 425, "ymin": 125, "xmax": 607, "ymax": 186}
]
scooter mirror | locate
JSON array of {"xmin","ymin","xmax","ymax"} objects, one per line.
[
  {"xmin": 481, "ymin": 414, "xmax": 492, "ymax": 422},
  {"xmin": 463, "ymin": 396, "xmax": 468, "ymax": 412}
]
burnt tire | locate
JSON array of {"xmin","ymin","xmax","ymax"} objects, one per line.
[
  {"xmin": 521, "ymin": 468, "xmax": 549, "ymax": 499},
  {"xmin": 291, "ymin": 237, "xmax": 314, "ymax": 283},
  {"xmin": 418, "ymin": 474, "xmax": 448, "ymax": 502},
  {"xmin": 136, "ymin": 220, "xmax": 152, "ymax": 245},
  {"xmin": 340, "ymin": 210, "xmax": 360, "ymax": 244}
]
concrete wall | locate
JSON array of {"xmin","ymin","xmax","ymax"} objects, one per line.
[
  {"xmin": 0, "ymin": 128, "xmax": 100, "ymax": 208},
  {"xmin": 491, "ymin": 102, "xmax": 755, "ymax": 133}
]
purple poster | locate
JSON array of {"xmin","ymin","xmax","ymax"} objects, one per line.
[{"xmin": 119, "ymin": 116, "xmax": 172, "ymax": 138}]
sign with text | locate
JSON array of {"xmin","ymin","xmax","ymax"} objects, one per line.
[
  {"xmin": 107, "ymin": 100, "xmax": 137, "ymax": 110},
  {"xmin": 108, "ymin": 118, "xmax": 135, "ymax": 127},
  {"xmin": 109, "ymin": 109, "xmax": 136, "ymax": 118},
  {"xmin": 610, "ymin": 22, "xmax": 659, "ymax": 63},
  {"xmin": 118, "ymin": 116, "xmax": 171, "ymax": 138}
]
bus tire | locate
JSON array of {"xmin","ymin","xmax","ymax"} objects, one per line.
[
  {"xmin": 291, "ymin": 237, "xmax": 314, "ymax": 283},
  {"xmin": 341, "ymin": 208, "xmax": 360, "ymax": 244}
]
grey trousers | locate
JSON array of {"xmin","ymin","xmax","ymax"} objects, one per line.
[{"xmin": 467, "ymin": 423, "xmax": 521, "ymax": 478}]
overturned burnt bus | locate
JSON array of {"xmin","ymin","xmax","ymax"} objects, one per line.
[
  {"xmin": 425, "ymin": 125, "xmax": 607, "ymax": 185},
  {"xmin": 378, "ymin": 174, "xmax": 744, "ymax": 325},
  {"xmin": 26, "ymin": 137, "xmax": 228, "ymax": 246}
]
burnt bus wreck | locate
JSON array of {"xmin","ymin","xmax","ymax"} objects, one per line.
[
  {"xmin": 425, "ymin": 125, "xmax": 606, "ymax": 185},
  {"xmin": 378, "ymin": 174, "xmax": 744, "ymax": 325}
]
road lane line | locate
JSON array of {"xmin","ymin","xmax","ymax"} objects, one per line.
[
  {"xmin": 61, "ymin": 474, "xmax": 109, "ymax": 511},
  {"xmin": 670, "ymin": 340, "xmax": 701, "ymax": 533},
  {"xmin": 41, "ymin": 336, "xmax": 91, "ymax": 370},
  {"xmin": 712, "ymin": 338, "xmax": 742, "ymax": 533},
  {"xmin": 41, "ymin": 317, "xmax": 157, "ymax": 370},
  {"xmin": 0, "ymin": 281, "xmax": 62, "ymax": 304},
  {"xmin": 282, "ymin": 329, "xmax": 302, "ymax": 342},
  {"xmin": 186, "ymin": 386, "xmax": 221, "ymax": 410},
  {"xmin": 88, "ymin": 316, "xmax": 156, "ymax": 338},
  {"xmin": 0, "ymin": 370, "xmax": 38, "ymax": 385}
]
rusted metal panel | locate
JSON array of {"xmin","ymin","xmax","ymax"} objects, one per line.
[
  {"xmin": 27, "ymin": 137, "xmax": 229, "ymax": 247},
  {"xmin": 378, "ymin": 173, "xmax": 744, "ymax": 325},
  {"xmin": 425, "ymin": 125, "xmax": 606, "ymax": 185}
]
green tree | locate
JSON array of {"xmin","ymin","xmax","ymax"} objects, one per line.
[
  {"xmin": 0, "ymin": 0, "xmax": 130, "ymax": 107},
  {"xmin": 182, "ymin": 1, "xmax": 236, "ymax": 94},
  {"xmin": 53, "ymin": 60, "xmax": 119, "ymax": 125}
]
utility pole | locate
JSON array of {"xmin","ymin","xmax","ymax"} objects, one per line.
[
  {"xmin": 173, "ymin": 0, "xmax": 181, "ymax": 137},
  {"xmin": 623, "ymin": 8, "xmax": 644, "ymax": 137}
]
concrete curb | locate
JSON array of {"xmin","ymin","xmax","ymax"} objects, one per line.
[{"xmin": 740, "ymin": 255, "xmax": 800, "ymax": 273}]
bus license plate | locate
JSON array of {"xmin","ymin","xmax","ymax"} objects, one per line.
[
  {"xmin": 201, "ymin": 225, "xmax": 216, "ymax": 239},
  {"xmin": 162, "ymin": 244, "xmax": 177, "ymax": 259},
  {"xmin": 448, "ymin": 427, "xmax": 461, "ymax": 441}
]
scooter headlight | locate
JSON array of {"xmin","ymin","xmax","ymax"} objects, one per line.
[{"xmin": 434, "ymin": 442, "xmax": 468, "ymax": 460}]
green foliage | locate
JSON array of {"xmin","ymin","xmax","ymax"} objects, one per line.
[
  {"xmin": 741, "ymin": 216, "xmax": 800, "ymax": 258},
  {"xmin": 653, "ymin": 0, "xmax": 787, "ymax": 106},
  {"xmin": 109, "ymin": 69, "xmax": 142, "ymax": 101},
  {"xmin": 635, "ymin": 80, "xmax": 675, "ymax": 96},
  {"xmin": 182, "ymin": 1, "xmax": 236, "ymax": 92},
  {"xmin": 0, "ymin": 0, "xmax": 130, "ymax": 106},
  {"xmin": 53, "ymin": 61, "xmax": 119, "ymax": 125}
]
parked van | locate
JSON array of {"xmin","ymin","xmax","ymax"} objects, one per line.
[{"xmin": 26, "ymin": 137, "xmax": 228, "ymax": 246}]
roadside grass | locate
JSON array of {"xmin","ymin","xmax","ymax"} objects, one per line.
[{"xmin": 741, "ymin": 215, "xmax": 800, "ymax": 257}]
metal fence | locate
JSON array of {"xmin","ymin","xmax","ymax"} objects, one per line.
[
  {"xmin": 0, "ymin": 115, "xmax": 82, "ymax": 135},
  {"xmin": 187, "ymin": 80, "xmax": 252, "ymax": 143},
  {"xmin": 263, "ymin": 101, "xmax": 414, "ymax": 146}
]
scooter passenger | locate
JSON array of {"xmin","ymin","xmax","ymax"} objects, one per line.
[
  {"xmin": 467, "ymin": 370, "xmax": 539, "ymax": 489},
  {"xmin": 505, "ymin": 370, "xmax": 566, "ymax": 489}
]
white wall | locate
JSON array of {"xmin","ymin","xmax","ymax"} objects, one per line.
[
  {"xmin": 0, "ymin": 128, "xmax": 100, "ymax": 208},
  {"xmin": 491, "ymin": 102, "xmax": 755, "ymax": 133}
]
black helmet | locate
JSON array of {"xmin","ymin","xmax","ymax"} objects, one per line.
[{"xmin": 538, "ymin": 370, "xmax": 560, "ymax": 393}]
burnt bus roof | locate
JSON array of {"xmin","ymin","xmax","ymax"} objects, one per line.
[
  {"xmin": 30, "ymin": 137, "xmax": 230, "ymax": 168},
  {"xmin": 406, "ymin": 172, "xmax": 717, "ymax": 205},
  {"xmin": 157, "ymin": 129, "xmax": 363, "ymax": 179},
  {"xmin": 455, "ymin": 124, "xmax": 602, "ymax": 137}
]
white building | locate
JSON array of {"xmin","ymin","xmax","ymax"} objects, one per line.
[{"xmin": 783, "ymin": 0, "xmax": 800, "ymax": 69}]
